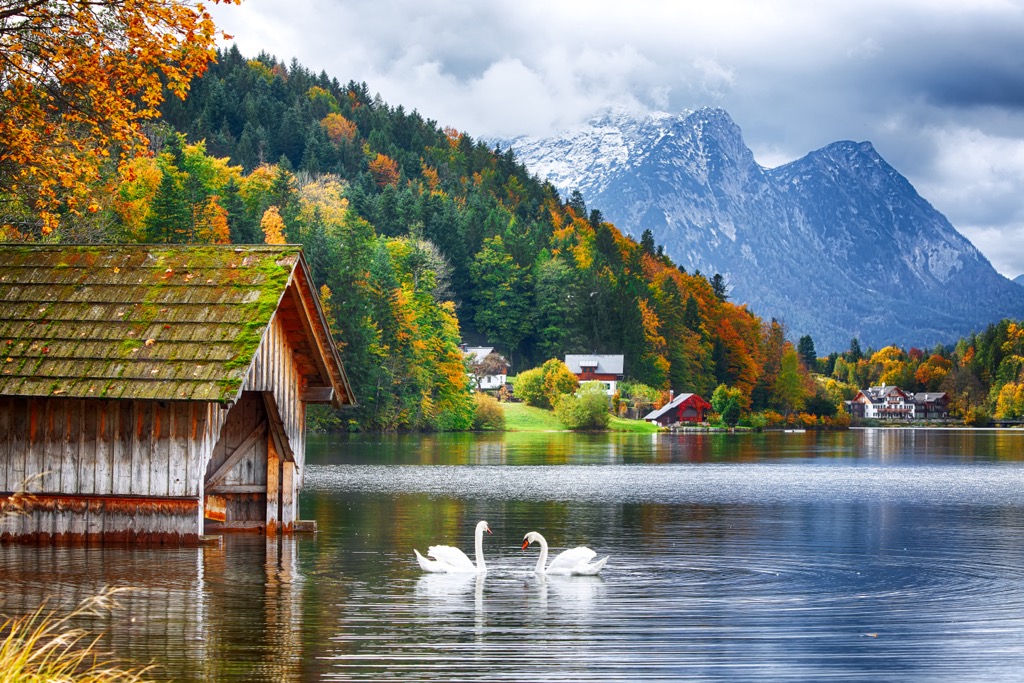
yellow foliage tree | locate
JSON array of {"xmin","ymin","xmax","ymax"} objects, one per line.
[
  {"xmin": 994, "ymin": 381, "xmax": 1024, "ymax": 419},
  {"xmin": 298, "ymin": 176, "xmax": 350, "ymax": 229},
  {"xmin": 0, "ymin": 0, "xmax": 239, "ymax": 235},
  {"xmin": 260, "ymin": 206, "xmax": 287, "ymax": 245}
]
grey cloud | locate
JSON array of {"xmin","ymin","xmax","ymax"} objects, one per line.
[{"xmin": 211, "ymin": 0, "xmax": 1024, "ymax": 277}]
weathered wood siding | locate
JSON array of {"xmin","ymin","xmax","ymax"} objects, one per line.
[
  {"xmin": 243, "ymin": 311, "xmax": 306, "ymax": 518},
  {"xmin": 0, "ymin": 396, "xmax": 224, "ymax": 543},
  {"xmin": 203, "ymin": 391, "xmax": 268, "ymax": 527},
  {"xmin": 246, "ymin": 312, "xmax": 306, "ymax": 471},
  {"xmin": 0, "ymin": 396, "xmax": 217, "ymax": 496}
]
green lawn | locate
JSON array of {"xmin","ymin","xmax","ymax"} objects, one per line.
[
  {"xmin": 608, "ymin": 414, "xmax": 661, "ymax": 433},
  {"xmin": 502, "ymin": 403, "xmax": 566, "ymax": 431},
  {"xmin": 501, "ymin": 402, "xmax": 661, "ymax": 433}
]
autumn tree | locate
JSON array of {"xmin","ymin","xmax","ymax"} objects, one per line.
[
  {"xmin": 0, "ymin": 0, "xmax": 239, "ymax": 235},
  {"xmin": 260, "ymin": 206, "xmax": 287, "ymax": 244},
  {"xmin": 322, "ymin": 113, "xmax": 358, "ymax": 145},
  {"xmin": 368, "ymin": 152, "xmax": 399, "ymax": 188}
]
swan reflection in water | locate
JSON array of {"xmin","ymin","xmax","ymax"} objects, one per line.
[{"xmin": 414, "ymin": 571, "xmax": 488, "ymax": 636}]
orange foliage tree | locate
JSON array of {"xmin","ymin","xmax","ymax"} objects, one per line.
[
  {"xmin": 321, "ymin": 113, "xmax": 358, "ymax": 145},
  {"xmin": 368, "ymin": 153, "xmax": 399, "ymax": 188},
  {"xmin": 0, "ymin": 0, "xmax": 239, "ymax": 235}
]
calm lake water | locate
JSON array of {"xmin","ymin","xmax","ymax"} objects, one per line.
[{"xmin": 3, "ymin": 428, "xmax": 1024, "ymax": 681}]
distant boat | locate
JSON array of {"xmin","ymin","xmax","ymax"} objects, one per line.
[{"xmin": 783, "ymin": 429, "xmax": 807, "ymax": 433}]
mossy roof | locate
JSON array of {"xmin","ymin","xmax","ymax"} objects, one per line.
[{"xmin": 0, "ymin": 244, "xmax": 350, "ymax": 404}]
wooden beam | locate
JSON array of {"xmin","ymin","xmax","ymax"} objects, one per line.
[
  {"xmin": 204, "ymin": 422, "xmax": 266, "ymax": 490},
  {"xmin": 281, "ymin": 459, "xmax": 295, "ymax": 533},
  {"xmin": 204, "ymin": 521, "xmax": 266, "ymax": 532},
  {"xmin": 206, "ymin": 485, "xmax": 267, "ymax": 494},
  {"xmin": 261, "ymin": 393, "xmax": 294, "ymax": 462},
  {"xmin": 301, "ymin": 386, "xmax": 334, "ymax": 404},
  {"xmin": 266, "ymin": 433, "xmax": 280, "ymax": 536}
]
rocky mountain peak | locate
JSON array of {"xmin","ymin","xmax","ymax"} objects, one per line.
[{"xmin": 506, "ymin": 109, "xmax": 1024, "ymax": 350}]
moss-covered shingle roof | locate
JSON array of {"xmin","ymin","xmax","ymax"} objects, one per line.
[{"xmin": 0, "ymin": 244, "xmax": 323, "ymax": 403}]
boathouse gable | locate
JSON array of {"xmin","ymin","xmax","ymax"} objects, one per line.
[{"xmin": 0, "ymin": 245, "xmax": 352, "ymax": 544}]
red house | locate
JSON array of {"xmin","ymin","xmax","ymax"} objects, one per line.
[
  {"xmin": 643, "ymin": 393, "xmax": 712, "ymax": 426},
  {"xmin": 564, "ymin": 354, "xmax": 624, "ymax": 395}
]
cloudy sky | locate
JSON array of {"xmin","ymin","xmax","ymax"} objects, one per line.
[{"xmin": 209, "ymin": 0, "xmax": 1024, "ymax": 279}]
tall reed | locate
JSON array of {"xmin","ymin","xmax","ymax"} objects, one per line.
[{"xmin": 0, "ymin": 587, "xmax": 154, "ymax": 683}]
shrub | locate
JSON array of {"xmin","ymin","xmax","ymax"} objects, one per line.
[
  {"xmin": 618, "ymin": 380, "xmax": 662, "ymax": 416},
  {"xmin": 512, "ymin": 367, "xmax": 545, "ymax": 407},
  {"xmin": 473, "ymin": 392, "xmax": 506, "ymax": 431},
  {"xmin": 721, "ymin": 398, "xmax": 741, "ymax": 427},
  {"xmin": 540, "ymin": 358, "xmax": 579, "ymax": 407},
  {"xmin": 554, "ymin": 382, "xmax": 610, "ymax": 430},
  {"xmin": 963, "ymin": 407, "xmax": 990, "ymax": 427},
  {"xmin": 513, "ymin": 359, "xmax": 578, "ymax": 409}
]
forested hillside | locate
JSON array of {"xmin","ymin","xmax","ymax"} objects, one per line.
[
  {"xmin": 8, "ymin": 45, "xmax": 1019, "ymax": 429},
  {"xmin": 140, "ymin": 48, "xmax": 781, "ymax": 429}
]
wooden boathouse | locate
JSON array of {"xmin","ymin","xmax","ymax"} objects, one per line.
[{"xmin": 0, "ymin": 244, "xmax": 353, "ymax": 544}]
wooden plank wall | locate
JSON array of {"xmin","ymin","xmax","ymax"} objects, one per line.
[
  {"xmin": 246, "ymin": 313, "xmax": 306, "ymax": 465},
  {"xmin": 0, "ymin": 396, "xmax": 211, "ymax": 497},
  {"xmin": 0, "ymin": 396, "xmax": 223, "ymax": 543},
  {"xmin": 0, "ymin": 494, "xmax": 200, "ymax": 543},
  {"xmin": 244, "ymin": 313, "xmax": 306, "ymax": 521}
]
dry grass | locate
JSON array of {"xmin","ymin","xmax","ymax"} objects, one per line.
[{"xmin": 0, "ymin": 588, "xmax": 154, "ymax": 683}]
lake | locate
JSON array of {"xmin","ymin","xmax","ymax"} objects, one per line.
[{"xmin": 2, "ymin": 428, "xmax": 1024, "ymax": 681}]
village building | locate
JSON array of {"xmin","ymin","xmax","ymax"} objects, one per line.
[
  {"xmin": 564, "ymin": 354, "xmax": 625, "ymax": 396},
  {"xmin": 643, "ymin": 393, "xmax": 712, "ymax": 427},
  {"xmin": 912, "ymin": 392, "xmax": 951, "ymax": 420},
  {"xmin": 846, "ymin": 384, "xmax": 949, "ymax": 420},
  {"xmin": 462, "ymin": 346, "xmax": 508, "ymax": 390},
  {"xmin": 0, "ymin": 244, "xmax": 353, "ymax": 544}
]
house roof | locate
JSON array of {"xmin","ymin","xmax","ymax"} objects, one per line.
[
  {"xmin": 564, "ymin": 354, "xmax": 624, "ymax": 375},
  {"xmin": 0, "ymin": 244, "xmax": 353, "ymax": 407},
  {"xmin": 464, "ymin": 346, "xmax": 494, "ymax": 362},
  {"xmin": 643, "ymin": 393, "xmax": 709, "ymax": 421}
]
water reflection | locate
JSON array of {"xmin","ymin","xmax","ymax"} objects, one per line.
[
  {"xmin": 309, "ymin": 428, "xmax": 1024, "ymax": 466},
  {"xmin": 1, "ymin": 429, "xmax": 1023, "ymax": 681},
  {"xmin": 0, "ymin": 537, "xmax": 308, "ymax": 682}
]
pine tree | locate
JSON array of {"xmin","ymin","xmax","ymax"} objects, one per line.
[
  {"xmin": 797, "ymin": 335, "xmax": 817, "ymax": 370},
  {"xmin": 144, "ymin": 168, "xmax": 189, "ymax": 243}
]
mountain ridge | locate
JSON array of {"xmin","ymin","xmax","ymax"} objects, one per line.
[{"xmin": 502, "ymin": 108, "xmax": 1024, "ymax": 351}]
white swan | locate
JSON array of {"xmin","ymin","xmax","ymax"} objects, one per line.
[
  {"xmin": 522, "ymin": 531, "xmax": 608, "ymax": 575},
  {"xmin": 414, "ymin": 520, "xmax": 491, "ymax": 573}
]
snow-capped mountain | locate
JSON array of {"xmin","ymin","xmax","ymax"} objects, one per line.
[{"xmin": 503, "ymin": 108, "xmax": 1024, "ymax": 351}]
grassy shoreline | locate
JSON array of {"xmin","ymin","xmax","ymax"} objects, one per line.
[{"xmin": 501, "ymin": 402, "xmax": 661, "ymax": 433}]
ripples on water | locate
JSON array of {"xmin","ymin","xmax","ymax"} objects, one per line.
[
  {"xmin": 2, "ymin": 430, "xmax": 1024, "ymax": 681},
  {"xmin": 307, "ymin": 461, "xmax": 1024, "ymax": 506},
  {"xmin": 301, "ymin": 456, "xmax": 1024, "ymax": 682}
]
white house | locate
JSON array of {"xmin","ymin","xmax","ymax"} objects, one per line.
[
  {"xmin": 464, "ymin": 346, "xmax": 508, "ymax": 390},
  {"xmin": 850, "ymin": 384, "xmax": 915, "ymax": 419}
]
